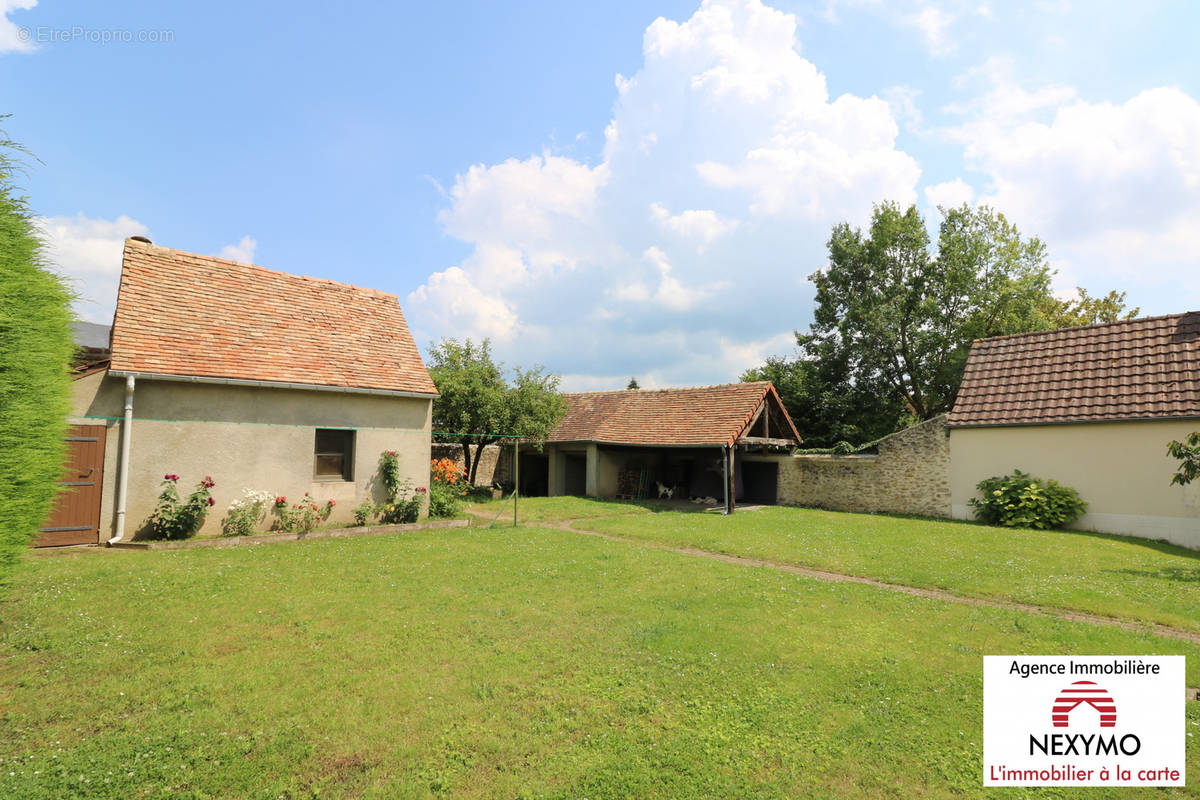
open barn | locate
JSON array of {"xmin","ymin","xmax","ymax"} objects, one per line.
[{"xmin": 525, "ymin": 382, "xmax": 801, "ymax": 512}]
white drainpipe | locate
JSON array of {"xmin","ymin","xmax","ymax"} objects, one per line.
[{"xmin": 108, "ymin": 374, "xmax": 136, "ymax": 545}]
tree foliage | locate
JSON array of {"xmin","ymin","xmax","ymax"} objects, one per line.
[
  {"xmin": 1038, "ymin": 287, "xmax": 1140, "ymax": 329},
  {"xmin": 808, "ymin": 202, "xmax": 1053, "ymax": 421},
  {"xmin": 1167, "ymin": 432, "xmax": 1200, "ymax": 487},
  {"xmin": 426, "ymin": 338, "xmax": 567, "ymax": 484},
  {"xmin": 626, "ymin": 377, "xmax": 640, "ymax": 390},
  {"xmin": 740, "ymin": 353, "xmax": 902, "ymax": 449},
  {"xmin": 0, "ymin": 122, "xmax": 75, "ymax": 589},
  {"xmin": 745, "ymin": 202, "xmax": 1140, "ymax": 445}
]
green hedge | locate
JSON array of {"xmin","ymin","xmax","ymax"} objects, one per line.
[{"xmin": 0, "ymin": 151, "xmax": 75, "ymax": 590}]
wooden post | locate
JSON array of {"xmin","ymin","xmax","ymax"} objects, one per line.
[{"xmin": 727, "ymin": 444, "xmax": 736, "ymax": 515}]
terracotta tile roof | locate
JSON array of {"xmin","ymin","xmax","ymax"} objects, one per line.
[
  {"xmin": 108, "ymin": 238, "xmax": 437, "ymax": 395},
  {"xmin": 549, "ymin": 382, "xmax": 801, "ymax": 446},
  {"xmin": 949, "ymin": 312, "xmax": 1200, "ymax": 427}
]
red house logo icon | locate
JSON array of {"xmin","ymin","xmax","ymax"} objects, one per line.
[{"xmin": 1052, "ymin": 680, "xmax": 1117, "ymax": 727}]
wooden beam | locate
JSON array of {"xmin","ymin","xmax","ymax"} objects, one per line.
[
  {"xmin": 726, "ymin": 445, "xmax": 736, "ymax": 515},
  {"xmin": 737, "ymin": 436, "xmax": 796, "ymax": 447}
]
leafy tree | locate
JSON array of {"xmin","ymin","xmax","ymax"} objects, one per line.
[
  {"xmin": 1167, "ymin": 433, "xmax": 1200, "ymax": 487},
  {"xmin": 1038, "ymin": 287, "xmax": 1140, "ymax": 328},
  {"xmin": 626, "ymin": 377, "xmax": 640, "ymax": 390},
  {"xmin": 807, "ymin": 202, "xmax": 1053, "ymax": 420},
  {"xmin": 0, "ymin": 122, "xmax": 75, "ymax": 590},
  {"xmin": 426, "ymin": 338, "xmax": 567, "ymax": 484}
]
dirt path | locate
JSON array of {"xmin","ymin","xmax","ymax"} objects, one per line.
[{"xmin": 462, "ymin": 509, "xmax": 1200, "ymax": 646}]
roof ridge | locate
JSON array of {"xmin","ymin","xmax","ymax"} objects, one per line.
[
  {"xmin": 124, "ymin": 237, "xmax": 398, "ymax": 300},
  {"xmin": 564, "ymin": 381, "xmax": 770, "ymax": 398},
  {"xmin": 971, "ymin": 311, "xmax": 1196, "ymax": 346}
]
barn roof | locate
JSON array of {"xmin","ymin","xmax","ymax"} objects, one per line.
[
  {"xmin": 109, "ymin": 237, "xmax": 437, "ymax": 395},
  {"xmin": 948, "ymin": 311, "xmax": 1200, "ymax": 427},
  {"xmin": 549, "ymin": 381, "xmax": 802, "ymax": 447}
]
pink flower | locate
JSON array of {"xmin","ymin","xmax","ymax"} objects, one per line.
[
  {"xmin": 164, "ymin": 473, "xmax": 180, "ymax": 482},
  {"xmin": 201, "ymin": 476, "xmax": 216, "ymax": 489},
  {"xmin": 416, "ymin": 487, "xmax": 427, "ymax": 494},
  {"xmin": 328, "ymin": 500, "xmax": 336, "ymax": 507},
  {"xmin": 206, "ymin": 496, "xmax": 216, "ymax": 506}
]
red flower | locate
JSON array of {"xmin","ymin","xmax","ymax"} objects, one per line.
[
  {"xmin": 201, "ymin": 476, "xmax": 216, "ymax": 489},
  {"xmin": 416, "ymin": 487, "xmax": 427, "ymax": 494},
  {"xmin": 206, "ymin": 496, "xmax": 216, "ymax": 506},
  {"xmin": 164, "ymin": 473, "xmax": 180, "ymax": 482},
  {"xmin": 275, "ymin": 496, "xmax": 287, "ymax": 506},
  {"xmin": 311, "ymin": 504, "xmax": 318, "ymax": 511},
  {"xmin": 328, "ymin": 499, "xmax": 336, "ymax": 507}
]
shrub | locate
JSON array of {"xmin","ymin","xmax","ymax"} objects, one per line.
[
  {"xmin": 220, "ymin": 489, "xmax": 273, "ymax": 537},
  {"xmin": 378, "ymin": 483, "xmax": 423, "ymax": 524},
  {"xmin": 379, "ymin": 450, "xmax": 402, "ymax": 498},
  {"xmin": 352, "ymin": 499, "xmax": 375, "ymax": 526},
  {"xmin": 148, "ymin": 474, "xmax": 216, "ymax": 540},
  {"xmin": 969, "ymin": 470, "xmax": 1086, "ymax": 530},
  {"xmin": 428, "ymin": 457, "xmax": 467, "ymax": 518},
  {"xmin": 0, "ymin": 125, "xmax": 75, "ymax": 590},
  {"xmin": 272, "ymin": 493, "xmax": 334, "ymax": 534}
]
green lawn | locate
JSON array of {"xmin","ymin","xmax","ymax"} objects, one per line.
[
  {"xmin": 575, "ymin": 504, "xmax": 1200, "ymax": 635},
  {"xmin": 466, "ymin": 494, "xmax": 681, "ymax": 523},
  {"xmin": 1, "ymin": 512, "xmax": 1198, "ymax": 798}
]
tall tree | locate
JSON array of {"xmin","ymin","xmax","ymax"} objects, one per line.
[
  {"xmin": 0, "ymin": 121, "xmax": 75, "ymax": 591},
  {"xmin": 426, "ymin": 338, "xmax": 567, "ymax": 484},
  {"xmin": 807, "ymin": 202, "xmax": 1053, "ymax": 420},
  {"xmin": 625, "ymin": 377, "xmax": 640, "ymax": 390}
]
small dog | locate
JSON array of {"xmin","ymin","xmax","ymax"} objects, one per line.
[{"xmin": 656, "ymin": 481, "xmax": 675, "ymax": 500}]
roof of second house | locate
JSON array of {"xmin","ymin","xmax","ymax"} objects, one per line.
[
  {"xmin": 549, "ymin": 381, "xmax": 801, "ymax": 447},
  {"xmin": 108, "ymin": 237, "xmax": 437, "ymax": 395},
  {"xmin": 949, "ymin": 311, "xmax": 1200, "ymax": 427}
]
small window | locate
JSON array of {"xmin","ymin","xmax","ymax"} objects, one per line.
[{"xmin": 314, "ymin": 429, "xmax": 355, "ymax": 481}]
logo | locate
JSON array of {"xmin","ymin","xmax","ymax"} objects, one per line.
[
  {"xmin": 983, "ymin": 656, "xmax": 1184, "ymax": 787},
  {"xmin": 1052, "ymin": 680, "xmax": 1116, "ymax": 727}
]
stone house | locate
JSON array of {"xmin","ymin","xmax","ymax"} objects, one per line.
[
  {"xmin": 39, "ymin": 236, "xmax": 436, "ymax": 546},
  {"xmin": 948, "ymin": 312, "xmax": 1200, "ymax": 548}
]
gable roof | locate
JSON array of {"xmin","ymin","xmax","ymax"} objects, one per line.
[
  {"xmin": 549, "ymin": 381, "xmax": 802, "ymax": 447},
  {"xmin": 109, "ymin": 237, "xmax": 437, "ymax": 395},
  {"xmin": 949, "ymin": 311, "xmax": 1200, "ymax": 427}
]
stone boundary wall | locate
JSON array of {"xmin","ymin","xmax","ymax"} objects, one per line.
[
  {"xmin": 775, "ymin": 415, "xmax": 951, "ymax": 517},
  {"xmin": 431, "ymin": 443, "xmax": 513, "ymax": 487}
]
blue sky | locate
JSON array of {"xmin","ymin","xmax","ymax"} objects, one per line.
[{"xmin": 3, "ymin": 0, "xmax": 1198, "ymax": 389}]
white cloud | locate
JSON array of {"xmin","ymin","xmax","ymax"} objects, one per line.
[
  {"xmin": 405, "ymin": 0, "xmax": 920, "ymax": 386},
  {"xmin": 217, "ymin": 235, "xmax": 257, "ymax": 263},
  {"xmin": 923, "ymin": 177, "xmax": 974, "ymax": 210},
  {"xmin": 944, "ymin": 63, "xmax": 1200, "ymax": 306},
  {"xmin": 35, "ymin": 213, "xmax": 148, "ymax": 323},
  {"xmin": 0, "ymin": 0, "xmax": 36, "ymax": 54},
  {"xmin": 650, "ymin": 203, "xmax": 739, "ymax": 252},
  {"xmin": 910, "ymin": 5, "xmax": 955, "ymax": 56}
]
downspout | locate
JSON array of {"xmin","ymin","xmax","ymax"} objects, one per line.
[{"xmin": 108, "ymin": 374, "xmax": 136, "ymax": 545}]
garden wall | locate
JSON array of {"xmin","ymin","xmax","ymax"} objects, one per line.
[
  {"xmin": 774, "ymin": 415, "xmax": 951, "ymax": 517},
  {"xmin": 431, "ymin": 443, "xmax": 513, "ymax": 487}
]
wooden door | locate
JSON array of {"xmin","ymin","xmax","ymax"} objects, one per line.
[{"xmin": 35, "ymin": 425, "xmax": 107, "ymax": 547}]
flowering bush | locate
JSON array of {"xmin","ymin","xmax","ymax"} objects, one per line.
[
  {"xmin": 272, "ymin": 493, "xmax": 335, "ymax": 533},
  {"xmin": 969, "ymin": 470, "xmax": 1086, "ymax": 530},
  {"xmin": 220, "ymin": 489, "xmax": 273, "ymax": 537},
  {"xmin": 148, "ymin": 474, "xmax": 215, "ymax": 540},
  {"xmin": 352, "ymin": 499, "xmax": 375, "ymax": 526},
  {"xmin": 378, "ymin": 482, "xmax": 423, "ymax": 524},
  {"xmin": 428, "ymin": 457, "xmax": 467, "ymax": 518}
]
